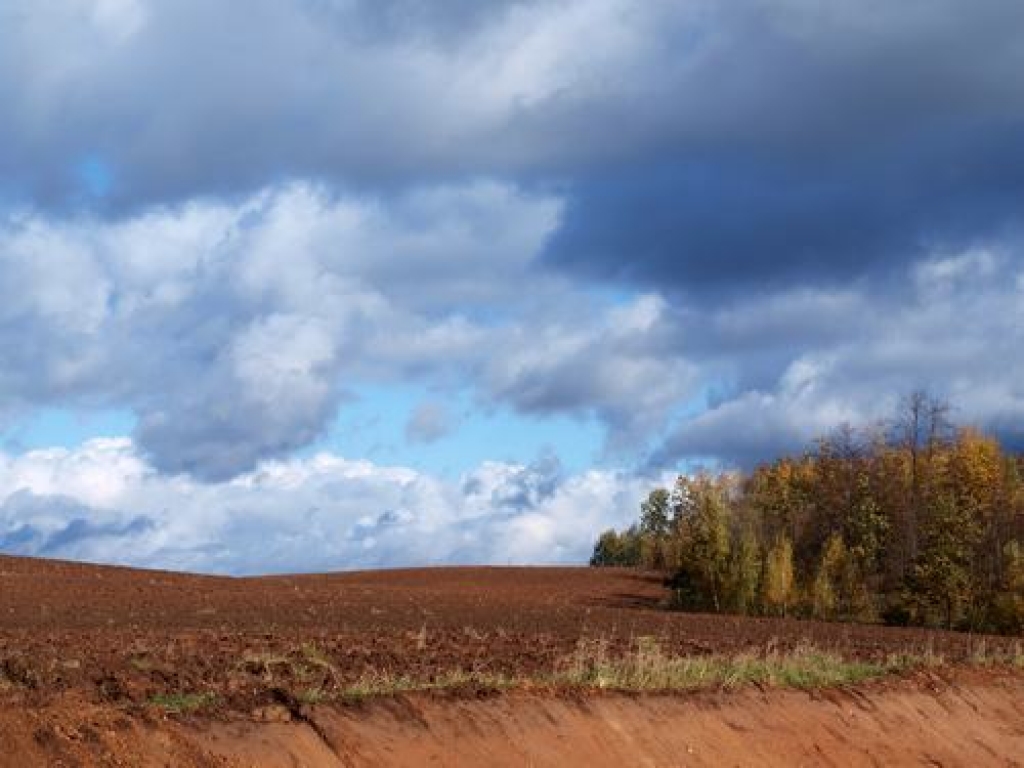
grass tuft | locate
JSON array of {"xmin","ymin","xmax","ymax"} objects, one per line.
[
  {"xmin": 554, "ymin": 638, "xmax": 887, "ymax": 692},
  {"xmin": 956, "ymin": 638, "xmax": 1024, "ymax": 669},
  {"xmin": 340, "ymin": 668, "xmax": 516, "ymax": 702},
  {"xmin": 149, "ymin": 692, "xmax": 217, "ymax": 714}
]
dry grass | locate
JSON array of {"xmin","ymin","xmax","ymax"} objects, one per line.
[
  {"xmin": 554, "ymin": 638, "xmax": 888, "ymax": 692},
  {"xmin": 963, "ymin": 638, "xmax": 1024, "ymax": 669},
  {"xmin": 150, "ymin": 637, "xmax": 1024, "ymax": 706},
  {"xmin": 330, "ymin": 634, "xmax": 1024, "ymax": 701},
  {"xmin": 882, "ymin": 637, "xmax": 1024, "ymax": 672},
  {"xmin": 334, "ymin": 640, "xmax": 892, "ymax": 700},
  {"xmin": 341, "ymin": 669, "xmax": 516, "ymax": 701}
]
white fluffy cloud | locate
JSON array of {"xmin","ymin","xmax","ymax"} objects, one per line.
[
  {"xmin": 0, "ymin": 181, "xmax": 562, "ymax": 477},
  {"xmin": 1, "ymin": 177, "xmax": 1022, "ymax": 484},
  {"xmin": 0, "ymin": 180, "xmax": 704, "ymax": 479},
  {"xmin": 0, "ymin": 438, "xmax": 661, "ymax": 574}
]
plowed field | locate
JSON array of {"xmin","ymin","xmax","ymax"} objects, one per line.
[{"xmin": 0, "ymin": 554, "xmax": 1017, "ymax": 711}]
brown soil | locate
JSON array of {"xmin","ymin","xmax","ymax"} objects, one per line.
[
  {"xmin": 1, "ymin": 554, "xmax": 1022, "ymax": 766},
  {"xmin": 2, "ymin": 669, "xmax": 1022, "ymax": 767}
]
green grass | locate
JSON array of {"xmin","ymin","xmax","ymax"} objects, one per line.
[
  {"xmin": 298, "ymin": 687, "xmax": 328, "ymax": 705},
  {"xmin": 148, "ymin": 692, "xmax": 218, "ymax": 714}
]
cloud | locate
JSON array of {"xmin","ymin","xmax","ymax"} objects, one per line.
[
  {"xmin": 1, "ymin": 177, "xmax": 1022, "ymax": 482},
  {"xmin": 0, "ymin": 438, "xmax": 662, "ymax": 574},
  {"xmin": 482, "ymin": 293, "xmax": 697, "ymax": 448},
  {"xmin": 2, "ymin": 0, "xmax": 1023, "ymax": 499},
  {"xmin": 1, "ymin": 0, "xmax": 1021, "ymax": 295},
  {"xmin": 461, "ymin": 452, "xmax": 564, "ymax": 514},
  {"xmin": 405, "ymin": 401, "xmax": 454, "ymax": 444},
  {"xmin": 0, "ymin": 0, "xmax": 677, "ymax": 207},
  {"xmin": 540, "ymin": 1, "xmax": 1024, "ymax": 293},
  {"xmin": 0, "ymin": 180, "xmax": 710, "ymax": 479},
  {"xmin": 650, "ymin": 250, "xmax": 1024, "ymax": 468},
  {"xmin": 0, "ymin": 181, "xmax": 566, "ymax": 479},
  {"xmin": 0, "ymin": 490, "xmax": 156, "ymax": 560}
]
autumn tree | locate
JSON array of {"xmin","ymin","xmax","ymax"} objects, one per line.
[
  {"xmin": 909, "ymin": 491, "xmax": 981, "ymax": 628},
  {"xmin": 727, "ymin": 527, "xmax": 761, "ymax": 613},
  {"xmin": 762, "ymin": 535, "xmax": 795, "ymax": 617},
  {"xmin": 590, "ymin": 526, "xmax": 641, "ymax": 567},
  {"xmin": 591, "ymin": 394, "xmax": 1023, "ymax": 634},
  {"xmin": 811, "ymin": 533, "xmax": 846, "ymax": 619},
  {"xmin": 892, "ymin": 390, "xmax": 953, "ymax": 572},
  {"xmin": 670, "ymin": 476, "xmax": 731, "ymax": 611},
  {"xmin": 638, "ymin": 488, "xmax": 671, "ymax": 569}
]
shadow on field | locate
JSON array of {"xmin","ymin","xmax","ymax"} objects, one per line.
[{"xmin": 582, "ymin": 571, "xmax": 669, "ymax": 612}]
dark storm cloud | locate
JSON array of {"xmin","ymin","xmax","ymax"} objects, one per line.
[
  {"xmin": 538, "ymin": 0, "xmax": 1024, "ymax": 291},
  {"xmin": 545, "ymin": 130, "xmax": 1024, "ymax": 291},
  {"xmin": 301, "ymin": 0, "xmax": 539, "ymax": 40}
]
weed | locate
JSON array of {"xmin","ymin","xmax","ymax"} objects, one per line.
[
  {"xmin": 298, "ymin": 687, "xmax": 328, "ymax": 704},
  {"xmin": 298, "ymin": 643, "xmax": 339, "ymax": 684},
  {"xmin": 0, "ymin": 657, "xmax": 39, "ymax": 689},
  {"xmin": 239, "ymin": 651, "xmax": 293, "ymax": 681},
  {"xmin": 128, "ymin": 656, "xmax": 153, "ymax": 672},
  {"xmin": 149, "ymin": 692, "xmax": 217, "ymax": 714}
]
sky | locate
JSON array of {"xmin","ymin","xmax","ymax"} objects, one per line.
[{"xmin": 0, "ymin": 0, "xmax": 1022, "ymax": 574}]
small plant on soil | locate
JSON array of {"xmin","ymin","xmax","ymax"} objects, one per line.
[
  {"xmin": 149, "ymin": 692, "xmax": 218, "ymax": 714},
  {"xmin": 0, "ymin": 657, "xmax": 40, "ymax": 690},
  {"xmin": 298, "ymin": 687, "xmax": 328, "ymax": 704},
  {"xmin": 297, "ymin": 643, "xmax": 340, "ymax": 684}
]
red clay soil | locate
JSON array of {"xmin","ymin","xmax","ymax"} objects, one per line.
[
  {"xmin": 2, "ymin": 669, "xmax": 1022, "ymax": 767},
  {"xmin": 1, "ymin": 554, "xmax": 1022, "ymax": 766}
]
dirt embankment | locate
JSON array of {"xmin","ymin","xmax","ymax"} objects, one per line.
[{"xmin": 2, "ymin": 669, "xmax": 1022, "ymax": 767}]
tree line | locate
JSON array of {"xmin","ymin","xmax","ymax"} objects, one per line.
[{"xmin": 591, "ymin": 393, "xmax": 1024, "ymax": 634}]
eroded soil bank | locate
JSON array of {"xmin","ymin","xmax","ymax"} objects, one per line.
[{"xmin": 2, "ymin": 668, "xmax": 1022, "ymax": 767}]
